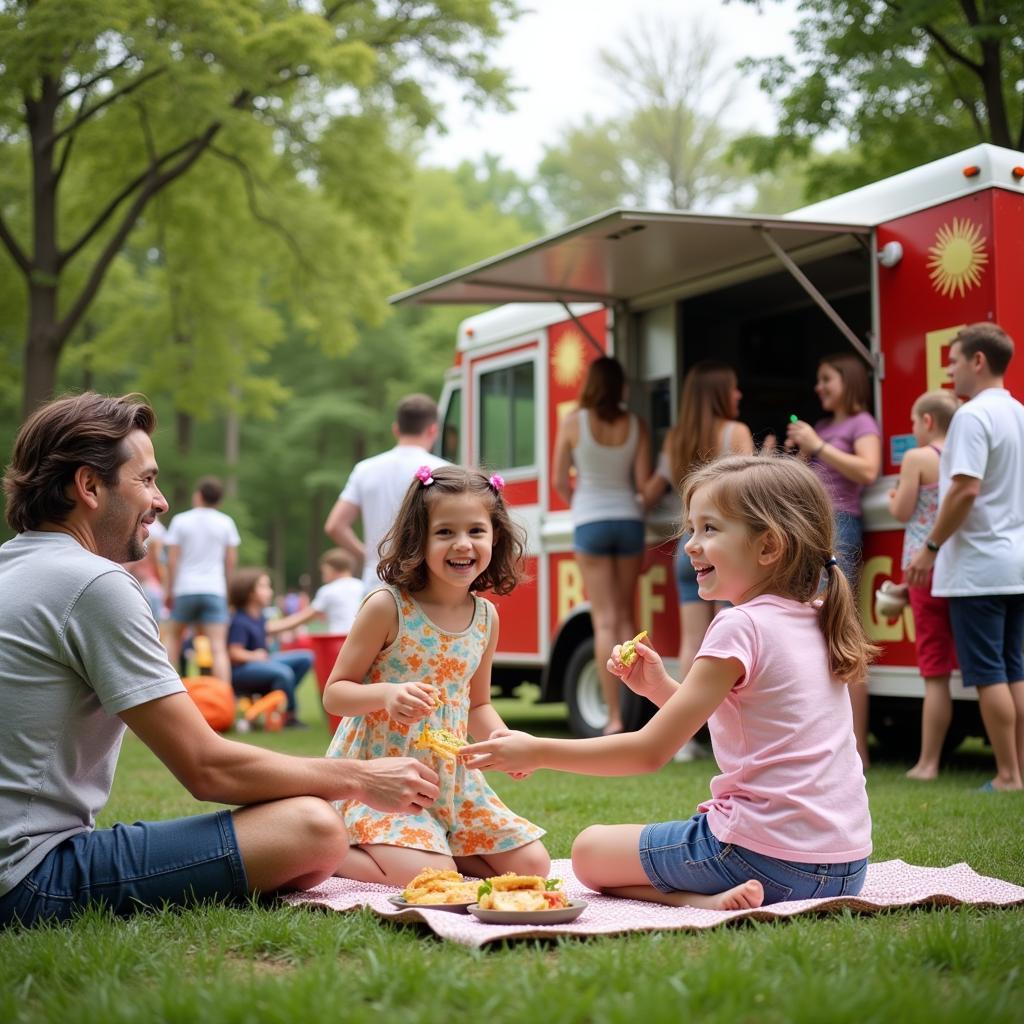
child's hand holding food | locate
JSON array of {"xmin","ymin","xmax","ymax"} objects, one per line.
[
  {"xmin": 460, "ymin": 730, "xmax": 538, "ymax": 774},
  {"xmin": 384, "ymin": 681, "xmax": 440, "ymax": 726},
  {"xmin": 609, "ymin": 631, "xmax": 678, "ymax": 707}
]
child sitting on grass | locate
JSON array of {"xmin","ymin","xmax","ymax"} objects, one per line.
[
  {"xmin": 887, "ymin": 389, "xmax": 960, "ymax": 780},
  {"xmin": 463, "ymin": 455, "xmax": 876, "ymax": 910}
]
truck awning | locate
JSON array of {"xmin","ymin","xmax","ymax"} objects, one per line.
[{"xmin": 389, "ymin": 209, "xmax": 872, "ymax": 308}]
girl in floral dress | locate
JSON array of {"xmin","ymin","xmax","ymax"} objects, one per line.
[{"xmin": 324, "ymin": 465, "xmax": 549, "ymax": 886}]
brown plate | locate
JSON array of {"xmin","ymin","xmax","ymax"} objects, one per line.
[
  {"xmin": 467, "ymin": 899, "xmax": 588, "ymax": 925},
  {"xmin": 387, "ymin": 894, "xmax": 473, "ymax": 914}
]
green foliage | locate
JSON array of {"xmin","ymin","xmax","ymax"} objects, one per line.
[
  {"xmin": 536, "ymin": 19, "xmax": 746, "ymax": 224},
  {"xmin": 733, "ymin": 0, "xmax": 1024, "ymax": 198}
]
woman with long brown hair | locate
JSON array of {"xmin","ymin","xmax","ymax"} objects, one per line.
[
  {"xmin": 553, "ymin": 356, "xmax": 652, "ymax": 735},
  {"xmin": 644, "ymin": 361, "xmax": 753, "ymax": 757}
]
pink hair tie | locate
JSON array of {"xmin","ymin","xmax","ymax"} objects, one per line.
[
  {"xmin": 488, "ymin": 473, "xmax": 505, "ymax": 494},
  {"xmin": 415, "ymin": 465, "xmax": 435, "ymax": 487}
]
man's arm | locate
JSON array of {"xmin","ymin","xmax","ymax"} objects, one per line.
[
  {"xmin": 905, "ymin": 474, "xmax": 981, "ymax": 586},
  {"xmin": 120, "ymin": 692, "xmax": 439, "ymax": 812},
  {"xmin": 324, "ymin": 498, "xmax": 364, "ymax": 563},
  {"xmin": 224, "ymin": 544, "xmax": 237, "ymax": 585}
]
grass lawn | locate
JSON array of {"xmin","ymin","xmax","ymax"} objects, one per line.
[{"xmin": 2, "ymin": 684, "xmax": 1022, "ymax": 1024}]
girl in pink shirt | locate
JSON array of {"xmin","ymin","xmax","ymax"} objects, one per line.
[{"xmin": 463, "ymin": 455, "xmax": 876, "ymax": 910}]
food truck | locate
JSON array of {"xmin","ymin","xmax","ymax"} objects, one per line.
[{"xmin": 392, "ymin": 144, "xmax": 1024, "ymax": 749}]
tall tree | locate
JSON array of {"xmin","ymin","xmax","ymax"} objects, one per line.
[
  {"xmin": 0, "ymin": 0, "xmax": 518, "ymax": 415},
  {"xmin": 734, "ymin": 0, "xmax": 1024, "ymax": 197},
  {"xmin": 537, "ymin": 19, "xmax": 744, "ymax": 224}
]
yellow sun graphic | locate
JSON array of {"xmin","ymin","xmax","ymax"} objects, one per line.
[
  {"xmin": 552, "ymin": 331, "xmax": 586, "ymax": 388},
  {"xmin": 927, "ymin": 218, "xmax": 988, "ymax": 298}
]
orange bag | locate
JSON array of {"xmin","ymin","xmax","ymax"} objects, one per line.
[{"xmin": 182, "ymin": 675, "xmax": 236, "ymax": 733}]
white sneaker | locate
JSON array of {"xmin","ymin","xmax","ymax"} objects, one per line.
[{"xmin": 673, "ymin": 739, "xmax": 709, "ymax": 763}]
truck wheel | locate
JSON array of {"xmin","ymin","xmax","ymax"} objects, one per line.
[
  {"xmin": 564, "ymin": 639, "xmax": 606, "ymax": 738},
  {"xmin": 621, "ymin": 687, "xmax": 657, "ymax": 733},
  {"xmin": 868, "ymin": 697, "xmax": 921, "ymax": 760}
]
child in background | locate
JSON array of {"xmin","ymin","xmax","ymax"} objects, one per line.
[
  {"xmin": 463, "ymin": 456, "xmax": 875, "ymax": 910},
  {"xmin": 887, "ymin": 389, "xmax": 960, "ymax": 780},
  {"xmin": 273, "ymin": 549, "xmax": 364, "ymax": 637},
  {"xmin": 227, "ymin": 569, "xmax": 315, "ymax": 728},
  {"xmin": 324, "ymin": 465, "xmax": 549, "ymax": 887}
]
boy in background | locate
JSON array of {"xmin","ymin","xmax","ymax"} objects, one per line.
[
  {"xmin": 279, "ymin": 549, "xmax": 363, "ymax": 636},
  {"xmin": 888, "ymin": 389, "xmax": 960, "ymax": 780}
]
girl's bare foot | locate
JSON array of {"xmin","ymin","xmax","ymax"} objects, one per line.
[
  {"xmin": 906, "ymin": 764, "xmax": 938, "ymax": 781},
  {"xmin": 665, "ymin": 879, "xmax": 764, "ymax": 910}
]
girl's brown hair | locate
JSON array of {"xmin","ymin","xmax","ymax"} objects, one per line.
[
  {"xmin": 578, "ymin": 356, "xmax": 626, "ymax": 423},
  {"xmin": 668, "ymin": 360, "xmax": 738, "ymax": 485},
  {"xmin": 820, "ymin": 352, "xmax": 872, "ymax": 417},
  {"xmin": 682, "ymin": 455, "xmax": 879, "ymax": 684},
  {"xmin": 229, "ymin": 568, "xmax": 267, "ymax": 611},
  {"xmin": 377, "ymin": 465, "xmax": 526, "ymax": 596}
]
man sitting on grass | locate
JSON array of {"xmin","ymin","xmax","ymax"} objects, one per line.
[{"xmin": 0, "ymin": 392, "xmax": 439, "ymax": 928}]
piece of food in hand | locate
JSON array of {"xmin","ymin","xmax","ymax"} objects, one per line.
[
  {"xmin": 618, "ymin": 630, "xmax": 649, "ymax": 667},
  {"xmin": 414, "ymin": 725, "xmax": 466, "ymax": 761},
  {"xmin": 402, "ymin": 867, "xmax": 480, "ymax": 905},
  {"xmin": 476, "ymin": 873, "xmax": 569, "ymax": 911}
]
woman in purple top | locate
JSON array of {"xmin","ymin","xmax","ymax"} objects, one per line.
[{"xmin": 786, "ymin": 352, "xmax": 880, "ymax": 766}]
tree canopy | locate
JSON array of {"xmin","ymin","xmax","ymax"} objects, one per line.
[{"xmin": 734, "ymin": 0, "xmax": 1024, "ymax": 198}]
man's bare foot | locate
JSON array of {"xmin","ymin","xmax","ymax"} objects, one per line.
[{"xmin": 906, "ymin": 764, "xmax": 938, "ymax": 781}]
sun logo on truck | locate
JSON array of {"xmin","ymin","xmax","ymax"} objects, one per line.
[
  {"xmin": 552, "ymin": 330, "xmax": 586, "ymax": 387},
  {"xmin": 927, "ymin": 218, "xmax": 988, "ymax": 298}
]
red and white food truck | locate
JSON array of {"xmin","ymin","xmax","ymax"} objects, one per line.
[{"xmin": 393, "ymin": 144, "xmax": 1024, "ymax": 748}]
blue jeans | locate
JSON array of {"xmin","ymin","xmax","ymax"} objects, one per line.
[
  {"xmin": 231, "ymin": 650, "xmax": 313, "ymax": 712},
  {"xmin": 639, "ymin": 812, "xmax": 867, "ymax": 905},
  {"xmin": 0, "ymin": 811, "xmax": 247, "ymax": 928},
  {"xmin": 832, "ymin": 511, "xmax": 863, "ymax": 589}
]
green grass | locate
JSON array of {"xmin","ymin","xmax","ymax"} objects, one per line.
[{"xmin": 2, "ymin": 685, "xmax": 1022, "ymax": 1024}]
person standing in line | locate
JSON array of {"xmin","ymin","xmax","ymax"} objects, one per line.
[
  {"xmin": 786, "ymin": 352, "xmax": 881, "ymax": 766},
  {"xmin": 642, "ymin": 360, "xmax": 754, "ymax": 760},
  {"xmin": 553, "ymin": 356, "xmax": 651, "ymax": 735},
  {"xmin": 886, "ymin": 389, "xmax": 960, "ymax": 780},
  {"xmin": 324, "ymin": 394, "xmax": 447, "ymax": 595},
  {"xmin": 907, "ymin": 323, "xmax": 1024, "ymax": 792},
  {"xmin": 163, "ymin": 477, "xmax": 241, "ymax": 684}
]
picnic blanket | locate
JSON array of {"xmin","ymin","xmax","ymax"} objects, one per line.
[{"xmin": 284, "ymin": 858, "xmax": 1024, "ymax": 948}]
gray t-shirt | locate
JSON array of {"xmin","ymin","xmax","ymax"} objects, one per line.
[{"xmin": 0, "ymin": 531, "xmax": 184, "ymax": 896}]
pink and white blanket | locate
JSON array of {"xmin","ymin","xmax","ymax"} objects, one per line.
[{"xmin": 284, "ymin": 858, "xmax": 1024, "ymax": 948}]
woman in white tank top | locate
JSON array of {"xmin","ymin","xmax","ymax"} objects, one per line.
[{"xmin": 553, "ymin": 357, "xmax": 651, "ymax": 734}]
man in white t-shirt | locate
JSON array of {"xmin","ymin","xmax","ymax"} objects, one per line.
[
  {"xmin": 164, "ymin": 477, "xmax": 241, "ymax": 683},
  {"xmin": 907, "ymin": 322, "xmax": 1024, "ymax": 792},
  {"xmin": 324, "ymin": 394, "xmax": 446, "ymax": 594}
]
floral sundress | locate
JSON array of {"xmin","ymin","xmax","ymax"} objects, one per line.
[{"xmin": 326, "ymin": 585, "xmax": 545, "ymax": 856}]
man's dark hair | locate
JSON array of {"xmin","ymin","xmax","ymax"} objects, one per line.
[
  {"xmin": 395, "ymin": 394, "xmax": 438, "ymax": 436},
  {"xmin": 4, "ymin": 392, "xmax": 156, "ymax": 533},
  {"xmin": 955, "ymin": 322, "xmax": 1014, "ymax": 376},
  {"xmin": 196, "ymin": 476, "xmax": 224, "ymax": 506}
]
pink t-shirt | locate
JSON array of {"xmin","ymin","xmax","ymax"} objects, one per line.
[{"xmin": 695, "ymin": 595, "xmax": 872, "ymax": 863}]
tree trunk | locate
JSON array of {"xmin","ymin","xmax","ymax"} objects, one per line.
[
  {"xmin": 224, "ymin": 406, "xmax": 239, "ymax": 498},
  {"xmin": 173, "ymin": 410, "xmax": 193, "ymax": 512}
]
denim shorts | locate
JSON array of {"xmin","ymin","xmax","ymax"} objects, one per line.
[
  {"xmin": 639, "ymin": 812, "xmax": 868, "ymax": 906},
  {"xmin": 948, "ymin": 593, "xmax": 1024, "ymax": 686},
  {"xmin": 172, "ymin": 593, "xmax": 230, "ymax": 624},
  {"xmin": 574, "ymin": 519, "xmax": 646, "ymax": 557},
  {"xmin": 0, "ymin": 810, "xmax": 248, "ymax": 928},
  {"xmin": 674, "ymin": 534, "xmax": 699, "ymax": 603},
  {"xmin": 832, "ymin": 511, "xmax": 863, "ymax": 589}
]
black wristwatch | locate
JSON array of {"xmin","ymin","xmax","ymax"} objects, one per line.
[{"xmin": 925, "ymin": 539, "xmax": 941, "ymax": 553}]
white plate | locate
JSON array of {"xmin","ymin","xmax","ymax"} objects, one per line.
[
  {"xmin": 467, "ymin": 899, "xmax": 588, "ymax": 925},
  {"xmin": 387, "ymin": 894, "xmax": 473, "ymax": 914}
]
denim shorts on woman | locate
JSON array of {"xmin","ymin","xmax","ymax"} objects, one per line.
[
  {"xmin": 0, "ymin": 810, "xmax": 248, "ymax": 928},
  {"xmin": 639, "ymin": 812, "xmax": 868, "ymax": 906},
  {"xmin": 574, "ymin": 519, "xmax": 645, "ymax": 557},
  {"xmin": 674, "ymin": 533, "xmax": 699, "ymax": 603}
]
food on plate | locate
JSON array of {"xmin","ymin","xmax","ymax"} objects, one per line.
[
  {"xmin": 618, "ymin": 630, "xmax": 649, "ymax": 667},
  {"xmin": 401, "ymin": 867, "xmax": 480, "ymax": 905},
  {"xmin": 414, "ymin": 725, "xmax": 466, "ymax": 761},
  {"xmin": 476, "ymin": 873, "xmax": 569, "ymax": 912}
]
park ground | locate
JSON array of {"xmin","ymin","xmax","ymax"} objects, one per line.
[{"xmin": 1, "ymin": 686, "xmax": 1021, "ymax": 1024}]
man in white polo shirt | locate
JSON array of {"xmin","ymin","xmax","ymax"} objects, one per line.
[
  {"xmin": 907, "ymin": 322, "xmax": 1024, "ymax": 792},
  {"xmin": 324, "ymin": 394, "xmax": 446, "ymax": 594},
  {"xmin": 164, "ymin": 476, "xmax": 241, "ymax": 683}
]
